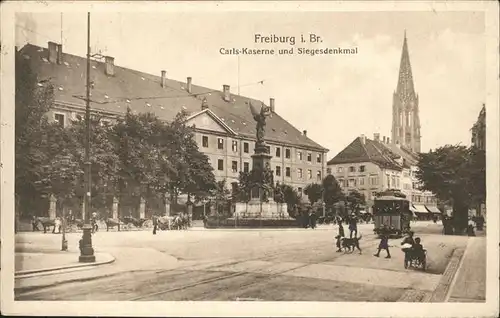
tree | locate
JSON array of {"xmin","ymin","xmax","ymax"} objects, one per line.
[
  {"xmin": 276, "ymin": 183, "xmax": 300, "ymax": 215},
  {"xmin": 15, "ymin": 51, "xmax": 55, "ymax": 216},
  {"xmin": 236, "ymin": 171, "xmax": 252, "ymax": 202},
  {"xmin": 466, "ymin": 146, "xmax": 486, "ymax": 210},
  {"xmin": 345, "ymin": 189, "xmax": 366, "ymax": 214},
  {"xmin": 416, "ymin": 145, "xmax": 483, "ymax": 233},
  {"xmin": 322, "ymin": 175, "xmax": 344, "ymax": 207},
  {"xmin": 212, "ymin": 179, "xmax": 231, "ymax": 216},
  {"xmin": 304, "ymin": 183, "xmax": 323, "ymax": 204},
  {"xmin": 162, "ymin": 111, "xmax": 217, "ymax": 205},
  {"xmin": 66, "ymin": 117, "xmax": 120, "ymax": 212}
]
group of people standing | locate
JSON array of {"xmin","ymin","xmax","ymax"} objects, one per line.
[
  {"xmin": 335, "ymin": 214, "xmax": 359, "ymax": 237},
  {"xmin": 299, "ymin": 207, "xmax": 318, "ymax": 229}
]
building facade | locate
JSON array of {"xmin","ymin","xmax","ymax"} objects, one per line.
[
  {"xmin": 391, "ymin": 32, "xmax": 422, "ymax": 153},
  {"xmin": 327, "ymin": 134, "xmax": 438, "ymax": 215},
  {"xmin": 18, "ymin": 42, "xmax": 328, "ymax": 197}
]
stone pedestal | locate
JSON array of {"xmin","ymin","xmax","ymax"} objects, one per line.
[
  {"xmin": 139, "ymin": 197, "xmax": 146, "ymax": 219},
  {"xmin": 251, "ymin": 151, "xmax": 272, "ymax": 173},
  {"xmin": 234, "ymin": 200, "xmax": 289, "ymax": 219},
  {"xmin": 49, "ymin": 194, "xmax": 57, "ymax": 219},
  {"xmin": 112, "ymin": 197, "xmax": 119, "ymax": 219}
]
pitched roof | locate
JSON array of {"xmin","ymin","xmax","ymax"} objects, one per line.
[
  {"xmin": 326, "ymin": 137, "xmax": 403, "ymax": 170},
  {"xmin": 377, "ymin": 142, "xmax": 418, "ymax": 167},
  {"xmin": 19, "ymin": 43, "xmax": 327, "ymax": 152}
]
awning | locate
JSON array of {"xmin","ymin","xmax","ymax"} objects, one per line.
[
  {"xmin": 413, "ymin": 204, "xmax": 429, "ymax": 214},
  {"xmin": 409, "ymin": 206, "xmax": 418, "ymax": 218},
  {"xmin": 425, "ymin": 205, "xmax": 441, "ymax": 214}
]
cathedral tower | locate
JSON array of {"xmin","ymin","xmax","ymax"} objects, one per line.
[{"xmin": 391, "ymin": 31, "xmax": 421, "ymax": 153}]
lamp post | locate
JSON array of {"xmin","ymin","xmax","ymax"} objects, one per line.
[
  {"xmin": 79, "ymin": 12, "xmax": 95, "ymax": 263},
  {"xmin": 322, "ymin": 189, "xmax": 326, "ymax": 218}
]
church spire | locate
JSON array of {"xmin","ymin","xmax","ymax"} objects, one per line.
[
  {"xmin": 391, "ymin": 31, "xmax": 421, "ymax": 154},
  {"xmin": 396, "ymin": 31, "xmax": 415, "ymax": 100}
]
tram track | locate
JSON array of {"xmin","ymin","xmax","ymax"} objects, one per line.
[{"xmin": 127, "ymin": 236, "xmax": 380, "ymax": 301}]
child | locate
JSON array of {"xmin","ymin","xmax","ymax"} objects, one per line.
[
  {"xmin": 335, "ymin": 235, "xmax": 343, "ymax": 252},
  {"xmin": 374, "ymin": 226, "xmax": 391, "ymax": 258}
]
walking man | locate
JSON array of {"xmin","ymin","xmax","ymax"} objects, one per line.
[
  {"xmin": 348, "ymin": 213, "xmax": 358, "ymax": 238},
  {"xmin": 152, "ymin": 215, "xmax": 158, "ymax": 235},
  {"xmin": 337, "ymin": 216, "xmax": 345, "ymax": 238},
  {"xmin": 309, "ymin": 210, "xmax": 317, "ymax": 229}
]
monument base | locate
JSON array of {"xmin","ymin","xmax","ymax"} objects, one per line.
[{"xmin": 234, "ymin": 200, "xmax": 291, "ymax": 219}]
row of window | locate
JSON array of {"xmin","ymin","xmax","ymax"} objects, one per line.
[
  {"xmin": 338, "ymin": 176, "xmax": 380, "ymax": 188},
  {"xmin": 338, "ymin": 175, "xmax": 402, "ymax": 189},
  {"xmin": 336, "ymin": 165, "xmax": 366, "ymax": 173},
  {"xmin": 203, "ymin": 136, "xmax": 322, "ymax": 163},
  {"xmin": 386, "ymin": 175, "xmax": 401, "ymax": 189},
  {"xmin": 412, "ymin": 195, "xmax": 437, "ymax": 204},
  {"xmin": 215, "ymin": 159, "xmax": 322, "ymax": 180}
]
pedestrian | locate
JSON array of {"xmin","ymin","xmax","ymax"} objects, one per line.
[
  {"xmin": 309, "ymin": 210, "xmax": 317, "ymax": 229},
  {"xmin": 348, "ymin": 213, "xmax": 358, "ymax": 238},
  {"xmin": 32, "ymin": 216, "xmax": 40, "ymax": 231},
  {"xmin": 467, "ymin": 217, "xmax": 476, "ymax": 236},
  {"xmin": 337, "ymin": 217, "xmax": 345, "ymax": 238},
  {"xmin": 300, "ymin": 208, "xmax": 308, "ymax": 229},
  {"xmin": 374, "ymin": 226, "xmax": 391, "ymax": 258},
  {"xmin": 53, "ymin": 217, "xmax": 61, "ymax": 234},
  {"xmin": 400, "ymin": 231, "xmax": 415, "ymax": 267},
  {"xmin": 152, "ymin": 215, "xmax": 158, "ymax": 235},
  {"xmin": 91, "ymin": 211, "xmax": 98, "ymax": 233}
]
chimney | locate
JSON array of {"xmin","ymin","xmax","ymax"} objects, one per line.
[
  {"xmin": 105, "ymin": 56, "xmax": 115, "ymax": 76},
  {"xmin": 303, "ymin": 130, "xmax": 307, "ymax": 136},
  {"xmin": 374, "ymin": 133, "xmax": 380, "ymax": 142},
  {"xmin": 360, "ymin": 134, "xmax": 366, "ymax": 144},
  {"xmin": 383, "ymin": 136, "xmax": 387, "ymax": 143},
  {"xmin": 187, "ymin": 77, "xmax": 192, "ymax": 93},
  {"xmin": 387, "ymin": 137, "xmax": 390, "ymax": 144},
  {"xmin": 161, "ymin": 70, "xmax": 167, "ymax": 87},
  {"xmin": 269, "ymin": 98, "xmax": 275, "ymax": 113},
  {"xmin": 201, "ymin": 97, "xmax": 209, "ymax": 110},
  {"xmin": 223, "ymin": 84, "xmax": 231, "ymax": 102},
  {"xmin": 48, "ymin": 41, "xmax": 57, "ymax": 63},
  {"xmin": 56, "ymin": 44, "xmax": 63, "ymax": 65}
]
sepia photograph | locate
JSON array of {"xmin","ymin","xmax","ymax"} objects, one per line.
[{"xmin": 1, "ymin": 1, "xmax": 498, "ymax": 317}]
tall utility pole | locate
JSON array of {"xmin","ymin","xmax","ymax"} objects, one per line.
[{"xmin": 79, "ymin": 12, "xmax": 95, "ymax": 263}]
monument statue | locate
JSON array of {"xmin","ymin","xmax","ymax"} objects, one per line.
[{"xmin": 249, "ymin": 101, "xmax": 272, "ymax": 150}]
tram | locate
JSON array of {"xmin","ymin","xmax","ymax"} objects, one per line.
[{"xmin": 373, "ymin": 195, "xmax": 412, "ymax": 237}]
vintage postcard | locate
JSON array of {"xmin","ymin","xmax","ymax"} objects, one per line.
[{"xmin": 1, "ymin": 1, "xmax": 499, "ymax": 317}]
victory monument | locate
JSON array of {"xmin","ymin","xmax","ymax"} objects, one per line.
[{"xmin": 233, "ymin": 102, "xmax": 290, "ymax": 219}]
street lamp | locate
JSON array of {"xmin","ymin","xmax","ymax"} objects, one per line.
[{"xmin": 79, "ymin": 12, "xmax": 95, "ymax": 263}]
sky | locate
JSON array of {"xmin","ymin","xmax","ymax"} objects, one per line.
[{"xmin": 15, "ymin": 11, "xmax": 486, "ymax": 158}]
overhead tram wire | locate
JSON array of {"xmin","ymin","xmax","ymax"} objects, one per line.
[
  {"xmin": 16, "ymin": 25, "xmax": 59, "ymax": 42},
  {"xmin": 17, "ymin": 29, "xmax": 269, "ymax": 121},
  {"xmin": 95, "ymin": 79, "xmax": 267, "ymax": 105}
]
